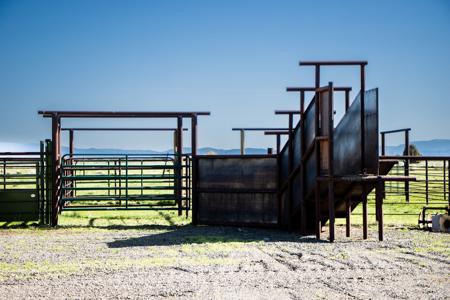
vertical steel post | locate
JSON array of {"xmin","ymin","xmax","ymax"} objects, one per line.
[
  {"xmin": 346, "ymin": 198, "xmax": 351, "ymax": 237},
  {"xmin": 140, "ymin": 160, "xmax": 143, "ymax": 197},
  {"xmin": 444, "ymin": 160, "xmax": 447, "ymax": 201},
  {"xmin": 45, "ymin": 139, "xmax": 52, "ymax": 225},
  {"xmin": 173, "ymin": 130, "xmax": 177, "ymax": 154},
  {"xmin": 51, "ymin": 115, "xmax": 61, "ymax": 226},
  {"xmin": 327, "ymin": 82, "xmax": 335, "ymax": 242},
  {"xmin": 108, "ymin": 161, "xmax": 111, "ymax": 197},
  {"xmin": 448, "ymin": 160, "xmax": 450, "ymax": 205},
  {"xmin": 300, "ymin": 91, "xmax": 307, "ymax": 235},
  {"xmin": 191, "ymin": 115, "xmax": 198, "ymax": 223},
  {"xmin": 69, "ymin": 130, "xmax": 74, "ymax": 157},
  {"xmin": 118, "ymin": 159, "xmax": 122, "ymax": 205},
  {"xmin": 360, "ymin": 64, "xmax": 366, "ymax": 174},
  {"xmin": 276, "ymin": 135, "xmax": 281, "ymax": 155},
  {"xmin": 125, "ymin": 155, "xmax": 129, "ymax": 209},
  {"xmin": 425, "ymin": 160, "xmax": 429, "ymax": 204},
  {"xmin": 240, "ymin": 129, "xmax": 245, "ymax": 155},
  {"xmin": 2, "ymin": 159, "xmax": 5, "ymax": 190},
  {"xmin": 314, "ymin": 65, "xmax": 321, "ymax": 240},
  {"xmin": 405, "ymin": 130, "xmax": 410, "ymax": 202},
  {"xmin": 381, "ymin": 133, "xmax": 385, "ymax": 156},
  {"xmin": 39, "ymin": 141, "xmax": 45, "ymax": 224},
  {"xmin": 287, "ymin": 113, "xmax": 293, "ymax": 231},
  {"xmin": 362, "ymin": 184, "xmax": 368, "ymax": 240},
  {"xmin": 376, "ymin": 177, "xmax": 384, "ymax": 241},
  {"xmin": 345, "ymin": 89, "xmax": 350, "ymax": 112},
  {"xmin": 176, "ymin": 116, "xmax": 183, "ymax": 216}
]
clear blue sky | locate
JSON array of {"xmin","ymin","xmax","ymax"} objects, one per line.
[{"xmin": 0, "ymin": 0, "xmax": 449, "ymax": 150}]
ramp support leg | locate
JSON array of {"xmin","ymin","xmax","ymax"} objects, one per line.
[
  {"xmin": 362, "ymin": 184, "xmax": 368, "ymax": 240},
  {"xmin": 346, "ymin": 197, "xmax": 351, "ymax": 237},
  {"xmin": 315, "ymin": 182, "xmax": 321, "ymax": 240},
  {"xmin": 328, "ymin": 181, "xmax": 335, "ymax": 242},
  {"xmin": 376, "ymin": 177, "xmax": 384, "ymax": 241}
]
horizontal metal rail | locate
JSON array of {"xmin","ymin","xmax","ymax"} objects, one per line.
[{"xmin": 60, "ymin": 153, "xmax": 191, "ymax": 212}]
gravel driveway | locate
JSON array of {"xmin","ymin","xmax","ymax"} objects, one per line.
[{"xmin": 0, "ymin": 224, "xmax": 449, "ymax": 299}]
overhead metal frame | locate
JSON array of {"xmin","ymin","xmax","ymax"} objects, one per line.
[{"xmin": 38, "ymin": 111, "xmax": 210, "ymax": 226}]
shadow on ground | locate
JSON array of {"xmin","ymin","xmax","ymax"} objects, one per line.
[{"xmin": 107, "ymin": 225, "xmax": 325, "ymax": 248}]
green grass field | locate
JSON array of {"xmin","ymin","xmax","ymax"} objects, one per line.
[{"xmin": 0, "ymin": 159, "xmax": 448, "ymax": 228}]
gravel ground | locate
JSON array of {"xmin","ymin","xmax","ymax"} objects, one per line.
[{"xmin": 0, "ymin": 224, "xmax": 449, "ymax": 299}]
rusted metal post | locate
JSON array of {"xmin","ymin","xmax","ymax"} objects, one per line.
[
  {"xmin": 51, "ymin": 114, "xmax": 61, "ymax": 227},
  {"xmin": 328, "ymin": 181, "xmax": 335, "ymax": 242},
  {"xmin": 360, "ymin": 64, "xmax": 366, "ymax": 174},
  {"xmin": 362, "ymin": 184, "xmax": 368, "ymax": 240},
  {"xmin": 448, "ymin": 160, "xmax": 450, "ymax": 205},
  {"xmin": 345, "ymin": 89, "xmax": 350, "ymax": 112},
  {"xmin": 314, "ymin": 65, "xmax": 321, "ymax": 240},
  {"xmin": 68, "ymin": 129, "xmax": 74, "ymax": 198},
  {"xmin": 327, "ymin": 82, "xmax": 335, "ymax": 242},
  {"xmin": 300, "ymin": 91, "xmax": 307, "ymax": 235},
  {"xmin": 176, "ymin": 116, "xmax": 183, "ymax": 216},
  {"xmin": 376, "ymin": 177, "xmax": 384, "ymax": 241},
  {"xmin": 69, "ymin": 130, "xmax": 74, "ymax": 156},
  {"xmin": 276, "ymin": 135, "xmax": 281, "ymax": 155},
  {"xmin": 287, "ymin": 112, "xmax": 293, "ymax": 231},
  {"xmin": 191, "ymin": 115, "xmax": 198, "ymax": 223},
  {"xmin": 346, "ymin": 198, "xmax": 351, "ymax": 237},
  {"xmin": 315, "ymin": 183, "xmax": 321, "ymax": 239},
  {"xmin": 405, "ymin": 130, "xmax": 410, "ymax": 202},
  {"xmin": 425, "ymin": 159, "xmax": 429, "ymax": 204},
  {"xmin": 240, "ymin": 129, "xmax": 245, "ymax": 155},
  {"xmin": 444, "ymin": 160, "xmax": 447, "ymax": 201},
  {"xmin": 173, "ymin": 130, "xmax": 177, "ymax": 154}
]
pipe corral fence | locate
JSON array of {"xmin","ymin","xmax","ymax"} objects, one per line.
[{"xmin": 1, "ymin": 60, "xmax": 448, "ymax": 242}]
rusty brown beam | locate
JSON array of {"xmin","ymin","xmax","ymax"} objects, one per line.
[
  {"xmin": 299, "ymin": 61, "xmax": 368, "ymax": 66},
  {"xmin": 38, "ymin": 111, "xmax": 210, "ymax": 118},
  {"xmin": 61, "ymin": 128, "xmax": 188, "ymax": 131},
  {"xmin": 286, "ymin": 87, "xmax": 352, "ymax": 92},
  {"xmin": 274, "ymin": 110, "xmax": 301, "ymax": 115}
]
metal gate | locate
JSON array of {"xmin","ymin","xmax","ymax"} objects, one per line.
[
  {"xmin": 60, "ymin": 153, "xmax": 191, "ymax": 214},
  {"xmin": 0, "ymin": 141, "xmax": 50, "ymax": 224}
]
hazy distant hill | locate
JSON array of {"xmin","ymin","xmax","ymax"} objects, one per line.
[
  {"xmin": 2, "ymin": 139, "xmax": 450, "ymax": 156},
  {"xmin": 385, "ymin": 139, "xmax": 450, "ymax": 156}
]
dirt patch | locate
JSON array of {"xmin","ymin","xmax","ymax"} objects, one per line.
[{"xmin": 0, "ymin": 225, "xmax": 449, "ymax": 299}]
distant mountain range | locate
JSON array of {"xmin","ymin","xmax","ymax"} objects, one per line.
[
  {"xmin": 384, "ymin": 139, "xmax": 450, "ymax": 156},
  {"xmin": 1, "ymin": 139, "xmax": 450, "ymax": 156}
]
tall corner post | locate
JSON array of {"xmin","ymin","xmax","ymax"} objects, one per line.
[
  {"xmin": 287, "ymin": 113, "xmax": 294, "ymax": 231},
  {"xmin": 376, "ymin": 176, "xmax": 384, "ymax": 241},
  {"xmin": 327, "ymin": 82, "xmax": 335, "ymax": 242},
  {"xmin": 360, "ymin": 64, "xmax": 366, "ymax": 174},
  {"xmin": 176, "ymin": 116, "xmax": 183, "ymax": 216},
  {"xmin": 68, "ymin": 129, "xmax": 74, "ymax": 198},
  {"xmin": 405, "ymin": 130, "xmax": 410, "ymax": 202},
  {"xmin": 191, "ymin": 115, "xmax": 198, "ymax": 225},
  {"xmin": 314, "ymin": 65, "xmax": 322, "ymax": 240},
  {"xmin": 299, "ymin": 91, "xmax": 307, "ymax": 235},
  {"xmin": 51, "ymin": 114, "xmax": 61, "ymax": 227}
]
